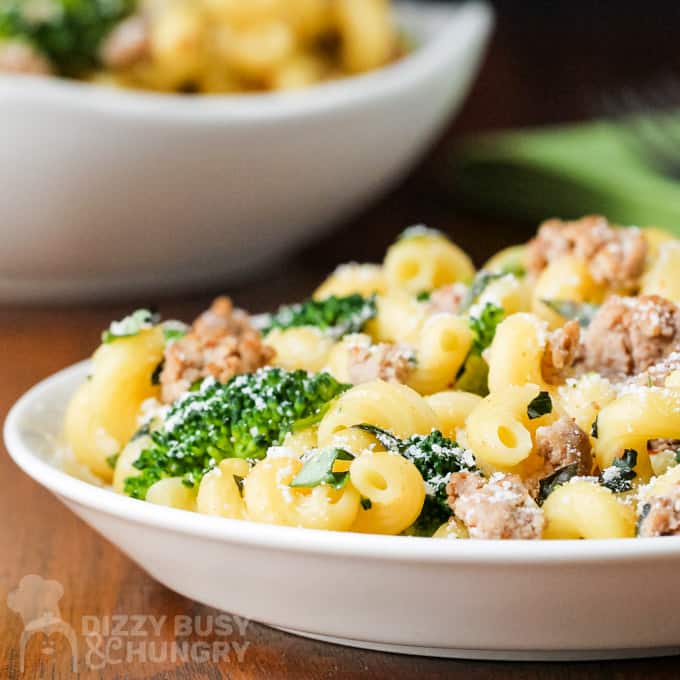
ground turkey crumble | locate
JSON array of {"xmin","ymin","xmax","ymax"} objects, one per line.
[
  {"xmin": 346, "ymin": 337, "xmax": 415, "ymax": 385},
  {"xmin": 446, "ymin": 471, "xmax": 544, "ymax": 539},
  {"xmin": 0, "ymin": 41, "xmax": 52, "ymax": 74},
  {"xmin": 100, "ymin": 15, "xmax": 150, "ymax": 69},
  {"xmin": 638, "ymin": 483, "xmax": 680, "ymax": 537},
  {"xmin": 524, "ymin": 417, "xmax": 593, "ymax": 499},
  {"xmin": 160, "ymin": 296, "xmax": 275, "ymax": 403},
  {"xmin": 580, "ymin": 295, "xmax": 680, "ymax": 379},
  {"xmin": 647, "ymin": 439, "xmax": 680, "ymax": 456},
  {"xmin": 525, "ymin": 215, "xmax": 647, "ymax": 289},
  {"xmin": 427, "ymin": 283, "xmax": 468, "ymax": 315},
  {"xmin": 542, "ymin": 320, "xmax": 580, "ymax": 384}
]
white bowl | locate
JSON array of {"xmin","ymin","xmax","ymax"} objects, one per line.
[
  {"xmin": 0, "ymin": 2, "xmax": 492, "ymax": 304},
  {"xmin": 5, "ymin": 360, "xmax": 680, "ymax": 661}
]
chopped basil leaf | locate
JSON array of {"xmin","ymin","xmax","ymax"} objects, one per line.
[
  {"xmin": 537, "ymin": 463, "xmax": 579, "ymax": 505},
  {"xmin": 416, "ymin": 290, "xmax": 431, "ymax": 302},
  {"xmin": 289, "ymin": 448, "xmax": 354, "ymax": 489},
  {"xmin": 500, "ymin": 262, "xmax": 526, "ymax": 278},
  {"xmin": 131, "ymin": 424, "xmax": 150, "ymax": 442},
  {"xmin": 106, "ymin": 452, "xmax": 120, "ymax": 470},
  {"xmin": 527, "ymin": 391, "xmax": 552, "ymax": 419},
  {"xmin": 162, "ymin": 320, "xmax": 188, "ymax": 342},
  {"xmin": 354, "ymin": 424, "xmax": 403, "ymax": 451},
  {"xmin": 151, "ymin": 361, "xmax": 164, "ymax": 386},
  {"xmin": 360, "ymin": 497, "xmax": 373, "ymax": 510},
  {"xmin": 102, "ymin": 308, "xmax": 159, "ymax": 343},
  {"xmin": 599, "ymin": 449, "xmax": 637, "ymax": 493},
  {"xmin": 541, "ymin": 299, "xmax": 599, "ymax": 328},
  {"xmin": 637, "ymin": 502, "xmax": 652, "ymax": 536},
  {"xmin": 591, "ymin": 416, "xmax": 599, "ymax": 439}
]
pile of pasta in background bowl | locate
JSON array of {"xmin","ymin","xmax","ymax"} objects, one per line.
[
  {"xmin": 0, "ymin": 0, "xmax": 404, "ymax": 93},
  {"xmin": 62, "ymin": 219, "xmax": 680, "ymax": 541}
]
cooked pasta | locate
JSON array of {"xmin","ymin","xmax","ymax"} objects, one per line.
[
  {"xmin": 0, "ymin": 0, "xmax": 405, "ymax": 94},
  {"xmin": 63, "ymin": 217, "xmax": 680, "ymax": 540}
]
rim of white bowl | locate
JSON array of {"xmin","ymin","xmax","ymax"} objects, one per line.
[
  {"xmin": 5, "ymin": 360, "xmax": 680, "ymax": 565},
  {"xmin": 0, "ymin": 2, "xmax": 493, "ymax": 121}
]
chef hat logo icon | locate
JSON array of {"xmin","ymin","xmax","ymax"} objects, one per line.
[{"xmin": 7, "ymin": 574, "xmax": 78, "ymax": 673}]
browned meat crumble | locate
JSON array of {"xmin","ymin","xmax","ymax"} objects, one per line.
[
  {"xmin": 160, "ymin": 296, "xmax": 274, "ymax": 403},
  {"xmin": 346, "ymin": 341, "xmax": 415, "ymax": 385},
  {"xmin": 638, "ymin": 484, "xmax": 680, "ymax": 537},
  {"xmin": 447, "ymin": 471, "xmax": 544, "ymax": 539},
  {"xmin": 100, "ymin": 15, "xmax": 150, "ymax": 70},
  {"xmin": 541, "ymin": 320, "xmax": 580, "ymax": 384},
  {"xmin": 525, "ymin": 215, "xmax": 647, "ymax": 289},
  {"xmin": 0, "ymin": 41, "xmax": 52, "ymax": 75},
  {"xmin": 525, "ymin": 417, "xmax": 593, "ymax": 498},
  {"xmin": 580, "ymin": 295, "xmax": 680, "ymax": 379}
]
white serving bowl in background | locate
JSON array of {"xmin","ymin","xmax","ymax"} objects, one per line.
[
  {"xmin": 0, "ymin": 1, "xmax": 492, "ymax": 304},
  {"xmin": 5, "ymin": 361, "xmax": 680, "ymax": 660}
]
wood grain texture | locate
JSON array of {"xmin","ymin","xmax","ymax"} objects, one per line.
[{"xmin": 3, "ymin": 5, "xmax": 680, "ymax": 677}]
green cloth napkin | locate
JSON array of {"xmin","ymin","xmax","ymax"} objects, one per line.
[{"xmin": 444, "ymin": 119, "xmax": 680, "ymax": 232}]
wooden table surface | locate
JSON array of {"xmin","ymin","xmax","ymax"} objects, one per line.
[{"xmin": 3, "ymin": 4, "xmax": 680, "ymax": 678}]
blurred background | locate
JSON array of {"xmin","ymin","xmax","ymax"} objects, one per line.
[
  {"xmin": 310, "ymin": 0, "xmax": 680, "ymax": 277},
  {"xmin": 3, "ymin": 0, "xmax": 680, "ymax": 307}
]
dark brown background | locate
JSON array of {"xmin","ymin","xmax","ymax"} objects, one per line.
[{"xmin": 3, "ymin": 3, "xmax": 680, "ymax": 678}]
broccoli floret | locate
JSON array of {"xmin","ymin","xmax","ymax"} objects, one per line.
[
  {"xmin": 355, "ymin": 425, "xmax": 477, "ymax": 536},
  {"xmin": 124, "ymin": 367, "xmax": 349, "ymax": 500},
  {"xmin": 0, "ymin": 0, "xmax": 135, "ymax": 74},
  {"xmin": 258, "ymin": 294, "xmax": 376, "ymax": 339}
]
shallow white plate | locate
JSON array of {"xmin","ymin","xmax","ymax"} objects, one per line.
[
  {"xmin": 5, "ymin": 361, "xmax": 680, "ymax": 660},
  {"xmin": 0, "ymin": 2, "xmax": 492, "ymax": 303}
]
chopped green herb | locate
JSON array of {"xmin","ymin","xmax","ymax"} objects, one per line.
[
  {"xmin": 527, "ymin": 391, "xmax": 552, "ymax": 419},
  {"xmin": 455, "ymin": 303, "xmax": 505, "ymax": 397},
  {"xmin": 536, "ymin": 463, "xmax": 579, "ymax": 505},
  {"xmin": 151, "ymin": 361, "xmax": 163, "ymax": 386},
  {"xmin": 259, "ymin": 294, "xmax": 376, "ymax": 339},
  {"xmin": 542, "ymin": 300, "xmax": 600, "ymax": 328},
  {"xmin": 500, "ymin": 262, "xmax": 526, "ymax": 278},
  {"xmin": 637, "ymin": 502, "xmax": 652, "ymax": 536},
  {"xmin": 289, "ymin": 448, "xmax": 354, "ymax": 489},
  {"xmin": 360, "ymin": 497, "xmax": 373, "ymax": 510},
  {"xmin": 468, "ymin": 303, "xmax": 505, "ymax": 356},
  {"xmin": 106, "ymin": 452, "xmax": 120, "ymax": 470},
  {"xmin": 599, "ymin": 449, "xmax": 638, "ymax": 493},
  {"xmin": 163, "ymin": 323, "xmax": 188, "ymax": 342},
  {"xmin": 676, "ymin": 450, "xmax": 680, "ymax": 464},
  {"xmin": 416, "ymin": 290, "xmax": 431, "ymax": 302},
  {"xmin": 102, "ymin": 309, "xmax": 158, "ymax": 343}
]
